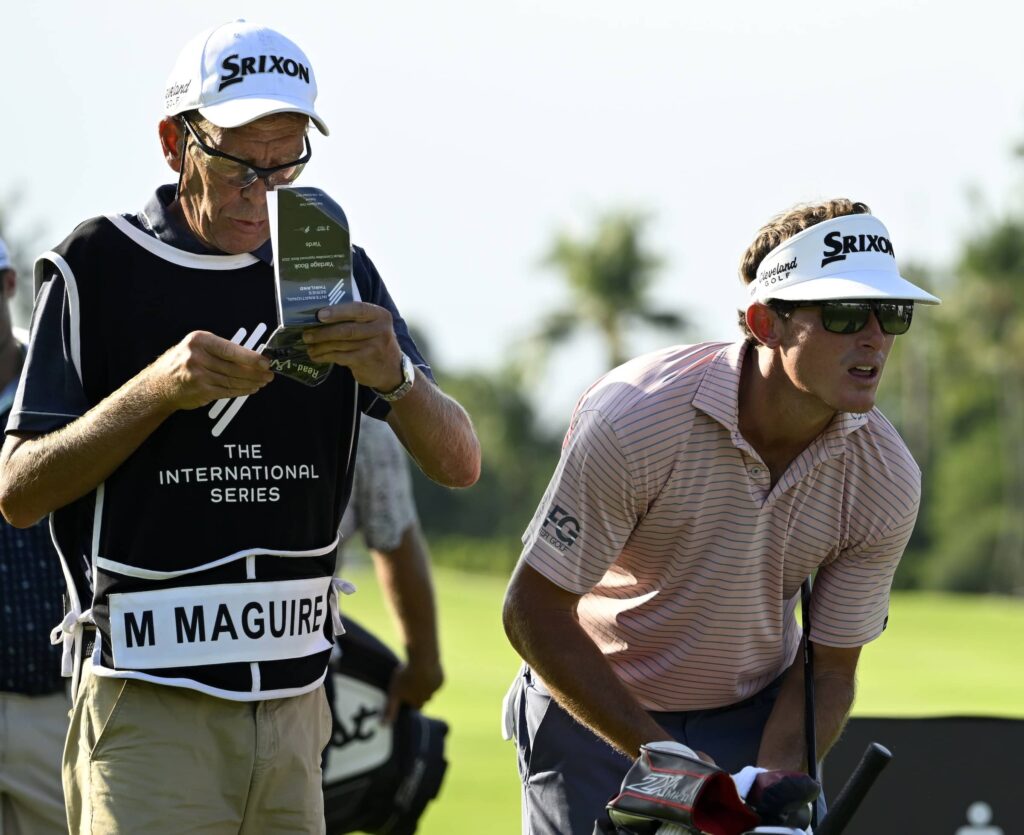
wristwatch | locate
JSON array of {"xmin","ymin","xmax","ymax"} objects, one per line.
[{"xmin": 373, "ymin": 352, "xmax": 415, "ymax": 402}]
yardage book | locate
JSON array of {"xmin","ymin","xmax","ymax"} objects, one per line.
[{"xmin": 263, "ymin": 187, "xmax": 353, "ymax": 386}]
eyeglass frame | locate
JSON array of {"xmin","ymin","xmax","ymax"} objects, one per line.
[
  {"xmin": 769, "ymin": 298, "xmax": 915, "ymax": 336},
  {"xmin": 179, "ymin": 117, "xmax": 312, "ymax": 190}
]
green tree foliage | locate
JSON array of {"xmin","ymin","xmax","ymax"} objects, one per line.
[
  {"xmin": 930, "ymin": 217, "xmax": 1024, "ymax": 594},
  {"xmin": 529, "ymin": 210, "xmax": 686, "ymax": 371},
  {"xmin": 410, "ymin": 366, "xmax": 562, "ymax": 574},
  {"xmin": 883, "ymin": 223, "xmax": 1024, "ymax": 595}
]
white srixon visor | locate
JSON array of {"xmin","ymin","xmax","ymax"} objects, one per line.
[{"xmin": 748, "ymin": 214, "xmax": 940, "ymax": 305}]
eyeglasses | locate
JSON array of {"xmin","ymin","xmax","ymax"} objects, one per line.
[
  {"xmin": 181, "ymin": 118, "xmax": 311, "ymax": 189},
  {"xmin": 772, "ymin": 300, "xmax": 914, "ymax": 335}
]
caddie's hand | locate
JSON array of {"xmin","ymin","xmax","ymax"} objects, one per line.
[
  {"xmin": 149, "ymin": 330, "xmax": 274, "ymax": 411},
  {"xmin": 383, "ymin": 656, "xmax": 444, "ymax": 724},
  {"xmin": 303, "ymin": 302, "xmax": 404, "ymax": 391}
]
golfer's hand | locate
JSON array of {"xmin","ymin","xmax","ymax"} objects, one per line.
[
  {"xmin": 383, "ymin": 656, "xmax": 444, "ymax": 724},
  {"xmin": 149, "ymin": 331, "xmax": 274, "ymax": 411},
  {"xmin": 303, "ymin": 302, "xmax": 405, "ymax": 392}
]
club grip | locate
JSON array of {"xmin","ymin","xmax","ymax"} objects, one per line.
[{"xmin": 816, "ymin": 743, "xmax": 892, "ymax": 835}]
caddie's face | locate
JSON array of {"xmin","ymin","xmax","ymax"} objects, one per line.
[
  {"xmin": 177, "ymin": 114, "xmax": 308, "ymax": 255},
  {"xmin": 776, "ymin": 305, "xmax": 895, "ymax": 415}
]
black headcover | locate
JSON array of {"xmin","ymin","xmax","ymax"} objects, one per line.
[{"xmin": 322, "ymin": 616, "xmax": 448, "ymax": 835}]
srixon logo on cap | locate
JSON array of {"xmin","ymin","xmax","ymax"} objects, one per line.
[
  {"xmin": 820, "ymin": 230, "xmax": 895, "ymax": 267},
  {"xmin": 219, "ymin": 53, "xmax": 311, "ymax": 91}
]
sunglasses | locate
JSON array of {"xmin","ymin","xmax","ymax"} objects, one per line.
[
  {"xmin": 181, "ymin": 118, "xmax": 312, "ymax": 189},
  {"xmin": 772, "ymin": 300, "xmax": 914, "ymax": 335}
]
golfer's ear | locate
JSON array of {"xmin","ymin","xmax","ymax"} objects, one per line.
[{"xmin": 747, "ymin": 303, "xmax": 783, "ymax": 348}]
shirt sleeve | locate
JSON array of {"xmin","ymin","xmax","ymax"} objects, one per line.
[
  {"xmin": 351, "ymin": 246, "xmax": 433, "ymax": 421},
  {"xmin": 809, "ymin": 492, "xmax": 920, "ymax": 648},
  {"xmin": 520, "ymin": 408, "xmax": 643, "ymax": 595},
  {"xmin": 350, "ymin": 415, "xmax": 418, "ymax": 552},
  {"xmin": 6, "ymin": 269, "xmax": 90, "ymax": 436}
]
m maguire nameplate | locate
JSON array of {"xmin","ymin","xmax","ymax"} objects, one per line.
[
  {"xmin": 263, "ymin": 187, "xmax": 354, "ymax": 386},
  {"xmin": 108, "ymin": 577, "xmax": 333, "ymax": 669}
]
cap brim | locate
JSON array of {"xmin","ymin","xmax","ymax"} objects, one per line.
[
  {"xmin": 765, "ymin": 270, "xmax": 941, "ymax": 305},
  {"xmin": 199, "ymin": 96, "xmax": 329, "ymax": 135}
]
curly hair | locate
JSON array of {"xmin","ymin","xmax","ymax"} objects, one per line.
[{"xmin": 736, "ymin": 198, "xmax": 871, "ymax": 339}]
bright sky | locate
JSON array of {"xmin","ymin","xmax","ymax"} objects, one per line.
[{"xmin": 3, "ymin": 0, "xmax": 1023, "ymax": 417}]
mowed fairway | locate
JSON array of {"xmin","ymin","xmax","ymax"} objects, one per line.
[{"xmin": 339, "ymin": 565, "xmax": 1024, "ymax": 834}]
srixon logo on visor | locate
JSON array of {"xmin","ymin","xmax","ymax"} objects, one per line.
[
  {"xmin": 820, "ymin": 231, "xmax": 895, "ymax": 267},
  {"xmin": 219, "ymin": 53, "xmax": 311, "ymax": 91}
]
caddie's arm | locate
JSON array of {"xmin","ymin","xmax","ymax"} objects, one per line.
[
  {"xmin": 503, "ymin": 561, "xmax": 674, "ymax": 757},
  {"xmin": 384, "ymin": 379, "xmax": 479, "ymax": 489},
  {"xmin": 756, "ymin": 642, "xmax": 860, "ymax": 771},
  {"xmin": 303, "ymin": 300, "xmax": 480, "ymax": 488},
  {"xmin": 0, "ymin": 331, "xmax": 274, "ymax": 527}
]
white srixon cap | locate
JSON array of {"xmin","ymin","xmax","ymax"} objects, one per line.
[
  {"xmin": 748, "ymin": 214, "xmax": 940, "ymax": 305},
  {"xmin": 0, "ymin": 237, "xmax": 9, "ymax": 271},
  {"xmin": 163, "ymin": 20, "xmax": 329, "ymax": 135}
]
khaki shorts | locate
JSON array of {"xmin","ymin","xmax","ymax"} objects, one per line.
[{"xmin": 63, "ymin": 666, "xmax": 332, "ymax": 835}]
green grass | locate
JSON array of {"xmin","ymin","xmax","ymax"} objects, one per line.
[
  {"xmin": 340, "ymin": 565, "xmax": 523, "ymax": 834},
  {"xmin": 852, "ymin": 591, "xmax": 1024, "ymax": 718},
  {"xmin": 339, "ymin": 565, "xmax": 1024, "ymax": 834}
]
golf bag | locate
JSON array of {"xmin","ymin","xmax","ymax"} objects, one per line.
[{"xmin": 322, "ymin": 616, "xmax": 448, "ymax": 835}]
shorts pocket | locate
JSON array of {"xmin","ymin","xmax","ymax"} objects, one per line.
[{"xmin": 85, "ymin": 676, "xmax": 134, "ymax": 760}]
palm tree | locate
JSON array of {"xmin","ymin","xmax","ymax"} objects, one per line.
[{"xmin": 533, "ymin": 210, "xmax": 685, "ymax": 371}]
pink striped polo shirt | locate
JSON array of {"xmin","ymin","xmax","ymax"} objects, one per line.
[{"xmin": 521, "ymin": 340, "xmax": 921, "ymax": 711}]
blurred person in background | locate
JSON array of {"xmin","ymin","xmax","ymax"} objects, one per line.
[
  {"xmin": 320, "ymin": 413, "xmax": 447, "ymax": 834},
  {"xmin": 0, "ymin": 235, "xmax": 68, "ymax": 834},
  {"xmin": 335, "ymin": 413, "xmax": 442, "ymax": 721},
  {"xmin": 502, "ymin": 199, "xmax": 941, "ymax": 833}
]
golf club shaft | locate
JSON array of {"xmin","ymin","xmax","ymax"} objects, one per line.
[
  {"xmin": 800, "ymin": 577, "xmax": 817, "ymax": 829},
  {"xmin": 816, "ymin": 742, "xmax": 892, "ymax": 835}
]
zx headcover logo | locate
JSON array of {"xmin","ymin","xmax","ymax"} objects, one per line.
[
  {"xmin": 219, "ymin": 54, "xmax": 311, "ymax": 91},
  {"xmin": 540, "ymin": 504, "xmax": 580, "ymax": 551},
  {"xmin": 207, "ymin": 322, "xmax": 269, "ymax": 438},
  {"xmin": 626, "ymin": 773, "xmax": 693, "ymax": 804},
  {"xmin": 821, "ymin": 230, "xmax": 895, "ymax": 267}
]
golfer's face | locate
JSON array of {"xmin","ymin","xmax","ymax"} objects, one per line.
[
  {"xmin": 179, "ymin": 114, "xmax": 308, "ymax": 255},
  {"xmin": 777, "ymin": 306, "xmax": 896, "ymax": 415}
]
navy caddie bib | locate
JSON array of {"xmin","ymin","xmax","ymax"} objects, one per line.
[{"xmin": 41, "ymin": 215, "xmax": 362, "ymax": 699}]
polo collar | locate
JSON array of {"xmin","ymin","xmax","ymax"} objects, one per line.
[{"xmin": 691, "ymin": 341, "xmax": 747, "ymax": 433}]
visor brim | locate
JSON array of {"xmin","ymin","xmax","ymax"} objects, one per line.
[
  {"xmin": 759, "ymin": 271, "xmax": 940, "ymax": 305},
  {"xmin": 198, "ymin": 96, "xmax": 329, "ymax": 136}
]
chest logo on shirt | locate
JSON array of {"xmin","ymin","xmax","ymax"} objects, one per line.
[
  {"xmin": 208, "ymin": 322, "xmax": 270, "ymax": 438},
  {"xmin": 540, "ymin": 504, "xmax": 580, "ymax": 551}
]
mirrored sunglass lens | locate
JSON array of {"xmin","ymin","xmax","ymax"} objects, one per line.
[
  {"xmin": 821, "ymin": 304, "xmax": 870, "ymax": 334},
  {"xmin": 877, "ymin": 303, "xmax": 913, "ymax": 334}
]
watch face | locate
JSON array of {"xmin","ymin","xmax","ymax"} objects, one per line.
[{"xmin": 379, "ymin": 353, "xmax": 414, "ymax": 401}]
